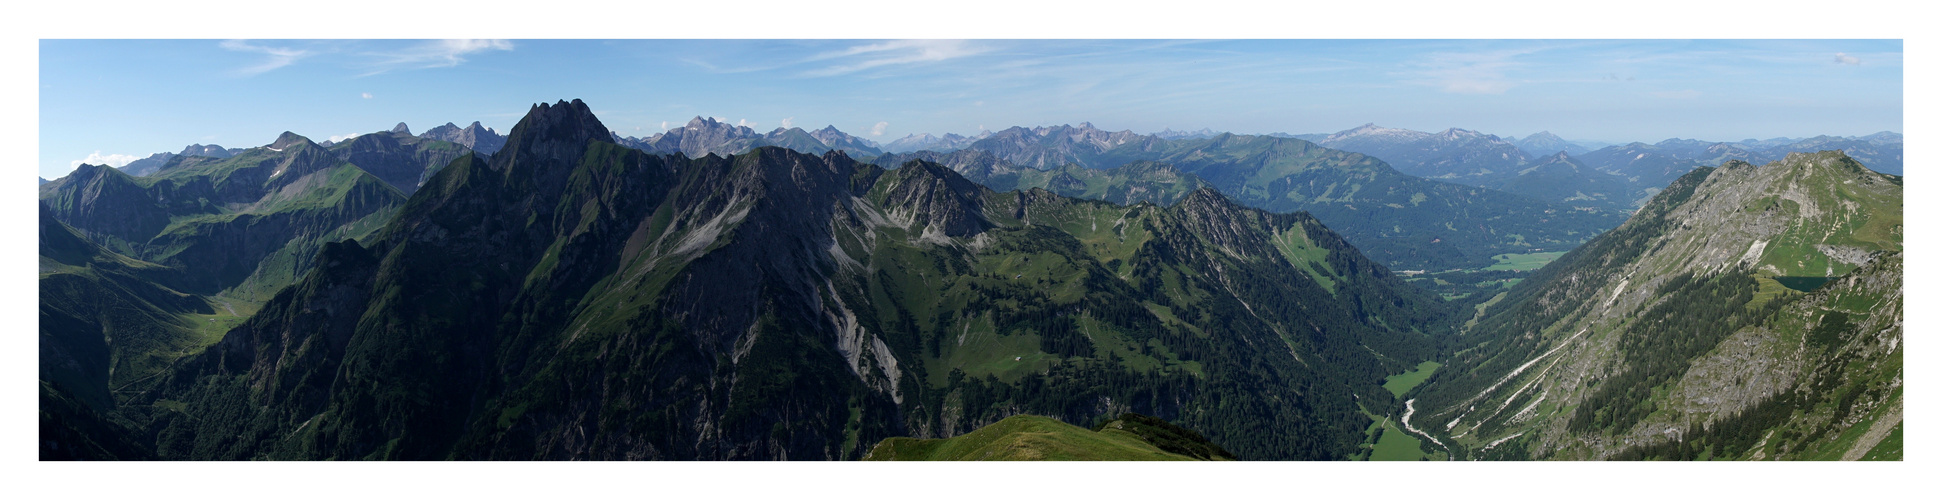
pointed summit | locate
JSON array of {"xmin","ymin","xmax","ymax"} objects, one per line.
[
  {"xmin": 391, "ymin": 122, "xmax": 411, "ymax": 135},
  {"xmin": 491, "ymin": 99, "xmax": 613, "ymax": 171},
  {"xmin": 270, "ymin": 132, "xmax": 313, "ymax": 150},
  {"xmin": 878, "ymin": 159, "xmax": 989, "ymax": 237}
]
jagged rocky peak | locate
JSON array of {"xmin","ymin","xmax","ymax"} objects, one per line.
[
  {"xmin": 269, "ymin": 132, "xmax": 314, "ymax": 150},
  {"xmin": 489, "ymin": 99, "xmax": 615, "ymax": 173},
  {"xmin": 1177, "ymin": 186, "xmax": 1238, "ymax": 211},
  {"xmin": 420, "ymin": 121, "xmax": 506, "ymax": 155},
  {"xmin": 391, "ymin": 122, "xmax": 411, "ymax": 135},
  {"xmin": 423, "ymin": 122, "xmax": 462, "ymax": 136},
  {"xmin": 1172, "ymin": 187, "xmax": 1271, "ymax": 258},
  {"xmin": 685, "ymin": 115, "xmax": 724, "ymax": 129},
  {"xmin": 516, "ymin": 99, "xmax": 612, "ymax": 145},
  {"xmin": 879, "ymin": 159, "xmax": 989, "ymax": 238}
]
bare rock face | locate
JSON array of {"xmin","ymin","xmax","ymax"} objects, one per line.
[
  {"xmin": 874, "ymin": 160, "xmax": 989, "ymax": 238},
  {"xmin": 422, "ymin": 121, "xmax": 507, "ymax": 155}
]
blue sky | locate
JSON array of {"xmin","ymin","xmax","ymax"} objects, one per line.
[{"xmin": 38, "ymin": 39, "xmax": 1902, "ymax": 179}]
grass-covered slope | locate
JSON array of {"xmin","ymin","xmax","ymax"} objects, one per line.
[
  {"xmin": 40, "ymin": 133, "xmax": 411, "ymax": 300},
  {"xmin": 864, "ymin": 414, "xmax": 1230, "ymax": 461},
  {"xmin": 39, "ymin": 205, "xmax": 217, "ymax": 412},
  {"xmin": 327, "ymin": 129, "xmax": 469, "ymax": 195},
  {"xmin": 133, "ymin": 100, "xmax": 1454, "ymax": 461},
  {"xmin": 1404, "ymin": 151, "xmax": 1900, "ymax": 460}
]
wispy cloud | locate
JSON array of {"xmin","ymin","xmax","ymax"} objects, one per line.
[
  {"xmin": 71, "ymin": 151, "xmax": 138, "ymax": 169},
  {"xmin": 361, "ymin": 39, "xmax": 513, "ymax": 76},
  {"xmin": 220, "ymin": 39, "xmax": 311, "ymax": 76},
  {"xmin": 329, "ymin": 132, "xmax": 363, "ymax": 142},
  {"xmin": 781, "ymin": 117, "xmax": 794, "ymax": 128},
  {"xmin": 1834, "ymin": 52, "xmax": 1861, "ymax": 65},
  {"xmin": 361, "ymin": 92, "xmax": 373, "ymax": 99},
  {"xmin": 870, "ymin": 121, "xmax": 888, "ymax": 136},
  {"xmin": 803, "ymin": 40, "xmax": 986, "ymax": 77},
  {"xmin": 1402, "ymin": 49, "xmax": 1536, "ymax": 95},
  {"xmin": 738, "ymin": 118, "xmax": 759, "ymax": 129}
]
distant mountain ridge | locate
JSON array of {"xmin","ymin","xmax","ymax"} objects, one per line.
[
  {"xmin": 420, "ymin": 121, "xmax": 507, "ymax": 155},
  {"xmin": 881, "ymin": 131, "xmax": 991, "ymax": 153},
  {"xmin": 880, "ymin": 122, "xmax": 1626, "ymax": 271},
  {"xmin": 1303, "ymin": 124, "xmax": 1902, "ymax": 211},
  {"xmin": 611, "ymin": 116, "xmax": 884, "ymax": 157},
  {"xmin": 1511, "ymin": 131, "xmax": 1591, "ymax": 157}
]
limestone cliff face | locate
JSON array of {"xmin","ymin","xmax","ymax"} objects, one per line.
[{"xmin": 1409, "ymin": 151, "xmax": 1901, "ymax": 460}]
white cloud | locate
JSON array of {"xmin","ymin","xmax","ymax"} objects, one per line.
[
  {"xmin": 220, "ymin": 39, "xmax": 311, "ymax": 76},
  {"xmin": 804, "ymin": 40, "xmax": 986, "ymax": 77},
  {"xmin": 660, "ymin": 121, "xmax": 669, "ymax": 130},
  {"xmin": 781, "ymin": 117, "xmax": 794, "ymax": 128},
  {"xmin": 329, "ymin": 132, "xmax": 364, "ymax": 142},
  {"xmin": 870, "ymin": 122, "xmax": 888, "ymax": 136},
  {"xmin": 71, "ymin": 151, "xmax": 139, "ymax": 169},
  {"xmin": 1650, "ymin": 89, "xmax": 1702, "ymax": 99},
  {"xmin": 362, "ymin": 39, "xmax": 512, "ymax": 75},
  {"xmin": 1834, "ymin": 53, "xmax": 1861, "ymax": 65},
  {"xmin": 361, "ymin": 92, "xmax": 373, "ymax": 99},
  {"xmin": 738, "ymin": 118, "xmax": 758, "ymax": 128}
]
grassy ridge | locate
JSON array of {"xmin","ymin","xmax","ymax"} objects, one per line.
[{"xmin": 865, "ymin": 415, "xmax": 1215, "ymax": 461}]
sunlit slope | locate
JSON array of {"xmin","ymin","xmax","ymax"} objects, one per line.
[
  {"xmin": 1406, "ymin": 151, "xmax": 1900, "ymax": 460},
  {"xmin": 866, "ymin": 414, "xmax": 1231, "ymax": 461}
]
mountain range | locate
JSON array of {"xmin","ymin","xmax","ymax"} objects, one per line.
[
  {"xmin": 1305, "ymin": 124, "xmax": 1903, "ymax": 213},
  {"xmin": 886, "ymin": 123, "xmax": 1626, "ymax": 271},
  {"xmin": 41, "ymin": 100, "xmax": 1457, "ymax": 460},
  {"xmin": 612, "ymin": 116, "xmax": 886, "ymax": 157},
  {"xmin": 38, "ymin": 99, "xmax": 1901, "ymax": 462},
  {"xmin": 881, "ymin": 131, "xmax": 991, "ymax": 153}
]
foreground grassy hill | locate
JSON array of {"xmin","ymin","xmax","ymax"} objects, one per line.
[{"xmin": 865, "ymin": 414, "xmax": 1231, "ymax": 461}]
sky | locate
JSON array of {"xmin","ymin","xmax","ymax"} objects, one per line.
[{"xmin": 37, "ymin": 39, "xmax": 1903, "ymax": 179}]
